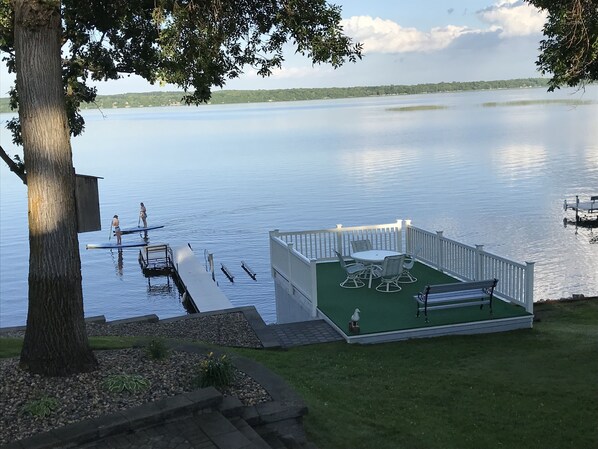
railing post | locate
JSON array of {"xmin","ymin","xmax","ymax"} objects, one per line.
[
  {"xmin": 404, "ymin": 219, "xmax": 412, "ymax": 254},
  {"xmin": 287, "ymin": 242, "xmax": 294, "ymax": 295},
  {"xmin": 310, "ymin": 259, "xmax": 318, "ymax": 318},
  {"xmin": 269, "ymin": 229, "xmax": 279, "ymax": 278},
  {"xmin": 436, "ymin": 231, "xmax": 444, "ymax": 272},
  {"xmin": 525, "ymin": 261, "xmax": 535, "ymax": 313},
  {"xmin": 475, "ymin": 245, "xmax": 484, "ymax": 281},
  {"xmin": 396, "ymin": 219, "xmax": 403, "ymax": 253},
  {"xmin": 336, "ymin": 224, "xmax": 343, "ymax": 255}
]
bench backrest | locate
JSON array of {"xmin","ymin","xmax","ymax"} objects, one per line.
[{"xmin": 424, "ymin": 278, "xmax": 498, "ymax": 295}]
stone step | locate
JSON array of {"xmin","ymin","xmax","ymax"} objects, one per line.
[
  {"xmin": 299, "ymin": 443, "xmax": 320, "ymax": 449},
  {"xmin": 219, "ymin": 395, "xmax": 245, "ymax": 418},
  {"xmin": 262, "ymin": 432, "xmax": 320, "ymax": 449},
  {"xmin": 229, "ymin": 416, "xmax": 272, "ymax": 449},
  {"xmin": 195, "ymin": 411, "xmax": 256, "ymax": 449},
  {"xmin": 261, "ymin": 433, "xmax": 288, "ymax": 449},
  {"xmin": 3, "ymin": 389, "xmax": 314, "ymax": 449}
]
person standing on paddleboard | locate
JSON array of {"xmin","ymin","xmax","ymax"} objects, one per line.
[
  {"xmin": 112, "ymin": 215, "xmax": 122, "ymax": 245},
  {"xmin": 139, "ymin": 202, "xmax": 147, "ymax": 228}
]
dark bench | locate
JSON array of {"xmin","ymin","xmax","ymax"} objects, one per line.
[{"xmin": 414, "ymin": 278, "xmax": 498, "ymax": 322}]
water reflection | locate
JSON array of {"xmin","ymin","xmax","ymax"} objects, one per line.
[
  {"xmin": 494, "ymin": 144, "xmax": 547, "ymax": 181},
  {"xmin": 146, "ymin": 274, "xmax": 173, "ymax": 295},
  {"xmin": 1, "ymin": 87, "xmax": 597, "ymax": 327},
  {"xmin": 117, "ymin": 249, "xmax": 123, "ymax": 278}
]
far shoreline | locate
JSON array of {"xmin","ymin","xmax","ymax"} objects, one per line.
[{"xmin": 0, "ymin": 77, "xmax": 553, "ymax": 113}]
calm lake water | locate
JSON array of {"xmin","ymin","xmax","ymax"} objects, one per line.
[{"xmin": 1, "ymin": 86, "xmax": 597, "ymax": 327}]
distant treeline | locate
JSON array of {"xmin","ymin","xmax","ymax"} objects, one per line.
[{"xmin": 0, "ymin": 78, "xmax": 549, "ymax": 113}]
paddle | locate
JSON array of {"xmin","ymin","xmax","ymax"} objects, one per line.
[{"xmin": 108, "ymin": 219, "xmax": 113, "ymax": 240}]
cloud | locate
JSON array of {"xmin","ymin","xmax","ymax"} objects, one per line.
[
  {"xmin": 342, "ymin": 16, "xmax": 476, "ymax": 54},
  {"xmin": 240, "ymin": 64, "xmax": 330, "ymax": 81},
  {"xmin": 342, "ymin": 1, "xmax": 547, "ymax": 55},
  {"xmin": 268, "ymin": 66, "xmax": 329, "ymax": 80},
  {"xmin": 477, "ymin": 1, "xmax": 547, "ymax": 37}
]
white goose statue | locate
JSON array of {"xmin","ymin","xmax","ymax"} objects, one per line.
[{"xmin": 351, "ymin": 308, "xmax": 360, "ymax": 324}]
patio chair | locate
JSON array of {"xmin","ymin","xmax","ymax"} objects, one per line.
[
  {"xmin": 375, "ymin": 254, "xmax": 406, "ymax": 293},
  {"xmin": 335, "ymin": 250, "xmax": 366, "ymax": 288},
  {"xmin": 398, "ymin": 247, "xmax": 421, "ymax": 284},
  {"xmin": 351, "ymin": 239, "xmax": 382, "ymax": 279},
  {"xmin": 351, "ymin": 239, "xmax": 373, "ymax": 253}
]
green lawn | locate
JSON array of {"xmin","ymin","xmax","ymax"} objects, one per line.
[
  {"xmin": 2, "ymin": 300, "xmax": 595, "ymax": 449},
  {"xmin": 235, "ymin": 299, "xmax": 598, "ymax": 449},
  {"xmin": 0, "ymin": 336, "xmax": 140, "ymax": 358}
]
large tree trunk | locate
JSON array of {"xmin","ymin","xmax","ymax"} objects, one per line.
[{"xmin": 14, "ymin": 0, "xmax": 97, "ymax": 376}]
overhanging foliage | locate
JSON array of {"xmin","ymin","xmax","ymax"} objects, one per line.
[
  {"xmin": 527, "ymin": 0, "xmax": 598, "ymax": 90},
  {"xmin": 1, "ymin": 0, "xmax": 362, "ymax": 143}
]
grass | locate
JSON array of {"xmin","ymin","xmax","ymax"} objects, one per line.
[
  {"xmin": 482, "ymin": 99, "xmax": 594, "ymax": 107},
  {"xmin": 1, "ymin": 300, "xmax": 596, "ymax": 448},
  {"xmin": 0, "ymin": 336, "xmax": 139, "ymax": 358},
  {"xmin": 234, "ymin": 299, "xmax": 598, "ymax": 449},
  {"xmin": 387, "ymin": 105, "xmax": 448, "ymax": 112}
]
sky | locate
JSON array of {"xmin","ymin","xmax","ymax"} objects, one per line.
[{"xmin": 0, "ymin": 0, "xmax": 549, "ymax": 96}]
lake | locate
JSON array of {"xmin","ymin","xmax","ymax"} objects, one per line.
[{"xmin": 1, "ymin": 86, "xmax": 597, "ymax": 327}]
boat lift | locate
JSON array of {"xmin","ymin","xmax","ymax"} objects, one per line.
[
  {"xmin": 563, "ymin": 195, "xmax": 598, "ymax": 242},
  {"xmin": 564, "ymin": 195, "xmax": 598, "ymax": 227}
]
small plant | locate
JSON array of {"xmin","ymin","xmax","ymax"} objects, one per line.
[
  {"xmin": 102, "ymin": 374, "xmax": 151, "ymax": 394},
  {"xmin": 21, "ymin": 396, "xmax": 59, "ymax": 418},
  {"xmin": 193, "ymin": 352, "xmax": 234, "ymax": 388},
  {"xmin": 146, "ymin": 339, "xmax": 169, "ymax": 360}
]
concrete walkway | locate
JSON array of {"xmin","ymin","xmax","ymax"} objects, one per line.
[
  {"xmin": 239, "ymin": 307, "xmax": 345, "ymax": 349},
  {"xmin": 267, "ymin": 320, "xmax": 344, "ymax": 348}
]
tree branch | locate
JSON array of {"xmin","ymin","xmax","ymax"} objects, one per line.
[{"xmin": 0, "ymin": 144, "xmax": 27, "ymax": 184}]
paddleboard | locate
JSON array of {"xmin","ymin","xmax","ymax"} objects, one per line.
[
  {"xmin": 86, "ymin": 241, "xmax": 148, "ymax": 249},
  {"xmin": 115, "ymin": 225, "xmax": 165, "ymax": 235}
]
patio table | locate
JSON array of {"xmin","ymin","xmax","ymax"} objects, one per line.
[{"xmin": 351, "ymin": 249, "xmax": 402, "ymax": 288}]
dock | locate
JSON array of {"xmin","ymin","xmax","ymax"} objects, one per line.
[
  {"xmin": 138, "ymin": 243, "xmax": 233, "ymax": 313},
  {"xmin": 171, "ymin": 245, "xmax": 234, "ymax": 313}
]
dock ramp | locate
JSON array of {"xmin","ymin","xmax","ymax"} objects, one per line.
[{"xmin": 172, "ymin": 245, "xmax": 234, "ymax": 312}]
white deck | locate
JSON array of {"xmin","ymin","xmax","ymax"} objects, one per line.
[
  {"xmin": 172, "ymin": 245, "xmax": 233, "ymax": 312},
  {"xmin": 319, "ymin": 309, "xmax": 534, "ymax": 344}
]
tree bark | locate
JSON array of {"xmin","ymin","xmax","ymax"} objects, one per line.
[{"xmin": 14, "ymin": 0, "xmax": 97, "ymax": 376}]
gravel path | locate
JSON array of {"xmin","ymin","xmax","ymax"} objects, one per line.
[{"xmin": 0, "ymin": 312, "xmax": 270, "ymax": 446}]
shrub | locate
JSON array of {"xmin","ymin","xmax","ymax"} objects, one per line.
[
  {"xmin": 21, "ymin": 396, "xmax": 59, "ymax": 418},
  {"xmin": 102, "ymin": 374, "xmax": 151, "ymax": 394},
  {"xmin": 193, "ymin": 352, "xmax": 234, "ymax": 388},
  {"xmin": 146, "ymin": 339, "xmax": 169, "ymax": 360}
]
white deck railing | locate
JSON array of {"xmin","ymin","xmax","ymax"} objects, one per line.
[
  {"xmin": 406, "ymin": 226, "xmax": 534, "ymax": 310},
  {"xmin": 270, "ymin": 221, "xmax": 534, "ymax": 315},
  {"xmin": 272, "ymin": 221, "xmax": 404, "ymax": 261},
  {"xmin": 269, "ymin": 233, "xmax": 318, "ymax": 316}
]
